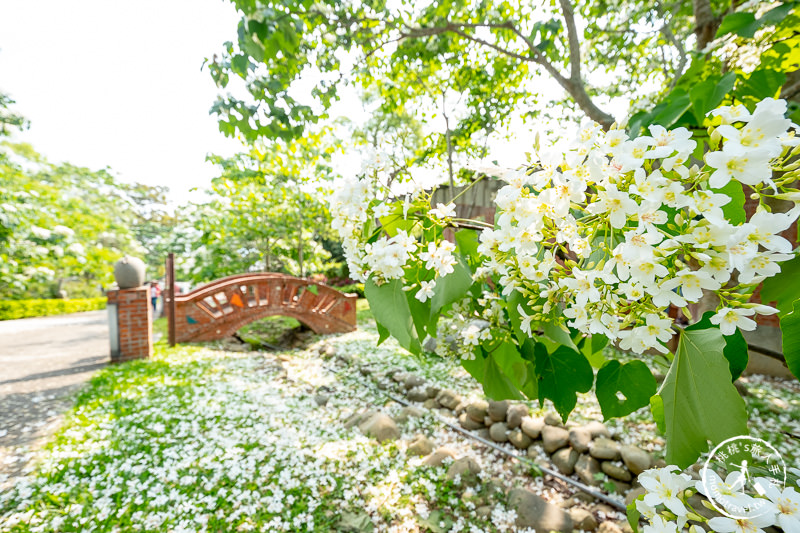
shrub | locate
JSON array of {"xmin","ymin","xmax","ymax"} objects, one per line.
[
  {"xmin": 0, "ymin": 298, "xmax": 107, "ymax": 320},
  {"xmin": 335, "ymin": 283, "xmax": 365, "ymax": 298}
]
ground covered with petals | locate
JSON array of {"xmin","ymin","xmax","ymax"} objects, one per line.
[{"xmin": 0, "ymin": 311, "xmax": 798, "ymax": 532}]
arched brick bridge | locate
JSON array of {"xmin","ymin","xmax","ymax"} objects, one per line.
[{"xmin": 172, "ymin": 273, "xmax": 357, "ymax": 343}]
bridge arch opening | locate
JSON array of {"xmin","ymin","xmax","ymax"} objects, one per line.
[{"xmin": 170, "ymin": 274, "xmax": 357, "ymax": 344}]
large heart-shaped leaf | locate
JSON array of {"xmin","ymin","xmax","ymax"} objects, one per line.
[
  {"xmin": 365, "ymin": 277, "xmax": 420, "ymax": 354},
  {"xmin": 687, "ymin": 312, "xmax": 748, "ymax": 381},
  {"xmin": 657, "ymin": 328, "xmax": 748, "ymax": 467},
  {"xmin": 535, "ymin": 344, "xmax": 594, "ymax": 422},
  {"xmin": 596, "ymin": 360, "xmax": 657, "ymax": 419}
]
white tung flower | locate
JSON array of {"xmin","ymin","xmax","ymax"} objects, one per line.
[
  {"xmin": 705, "ymin": 146, "xmax": 773, "ymax": 188},
  {"xmin": 710, "ymin": 307, "xmax": 757, "ymax": 336},
  {"xmin": 415, "ymin": 280, "xmax": 436, "ymax": 303},
  {"xmin": 430, "ymin": 202, "xmax": 457, "ymax": 219}
]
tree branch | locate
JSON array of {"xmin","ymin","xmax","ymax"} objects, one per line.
[
  {"xmin": 656, "ymin": 1, "xmax": 688, "ymax": 89},
  {"xmin": 558, "ymin": 0, "xmax": 583, "ymax": 83}
]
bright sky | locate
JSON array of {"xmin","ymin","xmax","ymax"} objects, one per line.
[{"xmin": 0, "ymin": 0, "xmax": 244, "ymax": 204}]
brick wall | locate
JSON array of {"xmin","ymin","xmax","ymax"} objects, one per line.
[{"xmin": 107, "ymin": 286, "xmax": 152, "ymax": 362}]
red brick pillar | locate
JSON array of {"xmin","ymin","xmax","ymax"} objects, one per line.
[{"xmin": 106, "ymin": 286, "xmax": 152, "ymax": 362}]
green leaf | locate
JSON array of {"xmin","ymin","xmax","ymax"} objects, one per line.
[
  {"xmin": 376, "ymin": 322, "xmax": 391, "ymax": 345},
  {"xmin": 761, "ymin": 256, "xmax": 800, "ymax": 316},
  {"xmin": 650, "ymin": 394, "xmax": 665, "ymax": 433},
  {"xmin": 652, "ymin": 90, "xmax": 692, "ymax": 127},
  {"xmin": 492, "ymin": 341, "xmax": 539, "ymax": 400},
  {"xmin": 455, "ymin": 229, "xmax": 480, "ymax": 272},
  {"xmin": 430, "ymin": 256, "xmax": 473, "ymax": 315},
  {"xmin": 462, "ymin": 348, "xmax": 526, "ymax": 401},
  {"xmin": 535, "ymin": 344, "xmax": 594, "ymax": 422},
  {"xmin": 627, "ymin": 499, "xmax": 642, "ymax": 533},
  {"xmin": 596, "ymin": 360, "xmax": 658, "ymax": 419},
  {"xmin": 542, "ymin": 320, "xmax": 578, "ymax": 351},
  {"xmin": 405, "ymin": 285, "xmax": 432, "ymax": 341},
  {"xmin": 365, "ymin": 278, "xmax": 421, "ymax": 354},
  {"xmin": 778, "ymin": 298, "xmax": 800, "ymax": 380},
  {"xmin": 716, "ymin": 12, "xmax": 758, "ymax": 38},
  {"xmin": 657, "ymin": 328, "xmax": 748, "ymax": 467},
  {"xmin": 689, "ymin": 72, "xmax": 736, "ymax": 124},
  {"xmin": 462, "ymin": 350, "xmax": 487, "ymax": 382},
  {"xmin": 581, "ymin": 334, "xmax": 609, "ymax": 369},
  {"xmin": 379, "ymin": 208, "xmax": 415, "ymax": 237},
  {"xmin": 738, "ymin": 68, "xmax": 787, "ymax": 102},
  {"xmin": 506, "ymin": 290, "xmax": 530, "ymax": 344},
  {"xmin": 687, "ymin": 312, "xmax": 748, "ymax": 380},
  {"xmin": 712, "ymin": 179, "xmax": 746, "ymax": 225}
]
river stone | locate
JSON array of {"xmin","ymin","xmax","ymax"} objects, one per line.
[
  {"xmin": 487, "ymin": 400, "xmax": 509, "ymax": 421},
  {"xmin": 590, "ymin": 438, "xmax": 621, "ymax": 460},
  {"xmin": 584, "ymin": 421, "xmax": 611, "ymax": 439},
  {"xmin": 426, "ymin": 385, "xmax": 440, "ymax": 399},
  {"xmin": 423, "ymin": 398, "xmax": 437, "ymax": 409},
  {"xmin": 506, "ymin": 404, "xmax": 529, "ymax": 429},
  {"xmin": 408, "ymin": 435, "xmax": 435, "ymax": 456},
  {"xmin": 466, "ymin": 400, "xmax": 489, "ymax": 422},
  {"xmin": 422, "ymin": 336, "xmax": 438, "ymax": 352},
  {"xmin": 446, "ymin": 457, "xmax": 482, "ymax": 486},
  {"xmin": 544, "ymin": 411, "xmax": 564, "ymax": 427},
  {"xmin": 404, "ymin": 374, "xmax": 426, "ymax": 390},
  {"xmin": 542, "ymin": 425, "xmax": 570, "ymax": 453},
  {"xmin": 395, "ymin": 406, "xmax": 425, "ymax": 423},
  {"xmin": 624, "ymin": 487, "xmax": 647, "ymax": 507},
  {"xmin": 393, "ymin": 371, "xmax": 409, "ymax": 383},
  {"xmin": 569, "ymin": 508, "xmax": 599, "ymax": 531},
  {"xmin": 597, "ymin": 521, "xmax": 623, "ymax": 533},
  {"xmin": 489, "ymin": 422, "xmax": 509, "ymax": 442},
  {"xmin": 508, "ymin": 428, "xmax": 533, "ymax": 449},
  {"xmin": 314, "ymin": 393, "xmax": 329, "ymax": 406},
  {"xmin": 551, "ymin": 447, "xmax": 580, "ymax": 475},
  {"xmin": 422, "ymin": 447, "xmax": 457, "ymax": 467},
  {"xmin": 407, "ymin": 386, "xmax": 429, "ymax": 402},
  {"xmin": 569, "ymin": 427, "xmax": 593, "ymax": 453},
  {"xmin": 508, "ymin": 488, "xmax": 573, "ymax": 532},
  {"xmin": 620, "ymin": 445, "xmax": 652, "ymax": 475},
  {"xmin": 475, "ymin": 428, "xmax": 492, "ymax": 441},
  {"xmin": 575, "ymin": 455, "xmax": 602, "ymax": 486},
  {"xmin": 477, "ymin": 506, "xmax": 492, "ymax": 519},
  {"xmin": 458, "ymin": 412, "xmax": 484, "ymax": 430},
  {"xmin": 521, "ymin": 416, "xmax": 545, "ymax": 439},
  {"xmin": 436, "ymin": 389, "xmax": 462, "ymax": 410},
  {"xmin": 358, "ymin": 413, "xmax": 400, "ymax": 442},
  {"xmin": 601, "ymin": 462, "xmax": 633, "ymax": 482},
  {"xmin": 344, "ymin": 409, "xmax": 375, "ymax": 429}
]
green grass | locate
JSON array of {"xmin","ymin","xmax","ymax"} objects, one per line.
[{"xmin": 0, "ymin": 338, "xmax": 515, "ymax": 532}]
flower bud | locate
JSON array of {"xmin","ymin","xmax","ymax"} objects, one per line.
[{"xmin": 709, "ymin": 128, "xmax": 722, "ymax": 150}]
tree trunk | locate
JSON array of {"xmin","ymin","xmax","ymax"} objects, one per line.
[
  {"xmin": 442, "ymin": 92, "xmax": 456, "ymax": 202},
  {"xmin": 693, "ymin": 0, "xmax": 719, "ymax": 51},
  {"xmin": 297, "ymin": 215, "xmax": 304, "ymax": 278}
]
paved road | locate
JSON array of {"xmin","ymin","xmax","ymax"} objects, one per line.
[{"xmin": 0, "ymin": 310, "xmax": 109, "ymax": 485}]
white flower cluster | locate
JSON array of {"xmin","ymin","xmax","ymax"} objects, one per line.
[
  {"xmin": 329, "ymin": 171, "xmax": 461, "ymax": 300},
  {"xmin": 479, "ymin": 98, "xmax": 799, "ymax": 353},
  {"xmin": 636, "ymin": 464, "xmax": 800, "ymax": 533}
]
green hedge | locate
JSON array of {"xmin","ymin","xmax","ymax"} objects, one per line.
[
  {"xmin": 335, "ymin": 283, "xmax": 365, "ymax": 298},
  {"xmin": 0, "ymin": 298, "xmax": 107, "ymax": 321}
]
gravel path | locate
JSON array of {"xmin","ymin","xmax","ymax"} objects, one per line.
[{"xmin": 0, "ymin": 311, "xmax": 109, "ymax": 486}]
